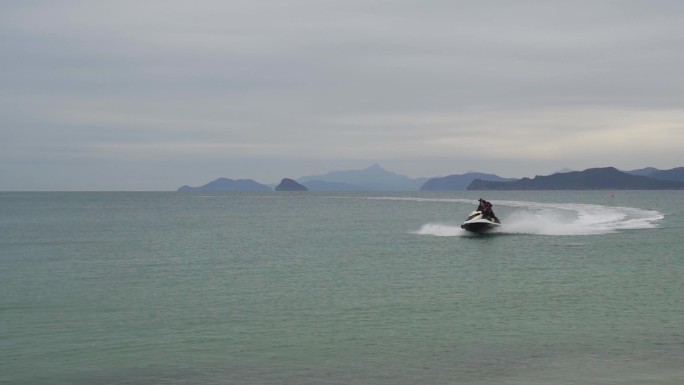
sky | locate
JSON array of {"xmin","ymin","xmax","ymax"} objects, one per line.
[{"xmin": 2, "ymin": 0, "xmax": 684, "ymax": 190}]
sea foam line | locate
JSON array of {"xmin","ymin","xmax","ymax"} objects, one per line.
[{"xmin": 369, "ymin": 197, "xmax": 664, "ymax": 236}]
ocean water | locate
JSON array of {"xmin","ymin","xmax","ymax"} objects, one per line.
[{"xmin": 2, "ymin": 191, "xmax": 683, "ymax": 384}]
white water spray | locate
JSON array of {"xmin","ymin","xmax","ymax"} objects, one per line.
[{"xmin": 392, "ymin": 198, "xmax": 664, "ymax": 237}]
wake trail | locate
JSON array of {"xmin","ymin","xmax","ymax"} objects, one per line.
[{"xmin": 372, "ymin": 197, "xmax": 665, "ymax": 237}]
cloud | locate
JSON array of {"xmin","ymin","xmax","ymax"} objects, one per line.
[{"xmin": 2, "ymin": 0, "xmax": 684, "ymax": 189}]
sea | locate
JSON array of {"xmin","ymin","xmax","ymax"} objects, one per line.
[{"xmin": 2, "ymin": 191, "xmax": 683, "ymax": 385}]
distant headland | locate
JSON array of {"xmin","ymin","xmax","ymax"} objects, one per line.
[
  {"xmin": 467, "ymin": 167, "xmax": 684, "ymax": 190},
  {"xmin": 178, "ymin": 178, "xmax": 271, "ymax": 192},
  {"xmin": 177, "ymin": 165, "xmax": 684, "ymax": 192},
  {"xmin": 275, "ymin": 178, "xmax": 308, "ymax": 191}
]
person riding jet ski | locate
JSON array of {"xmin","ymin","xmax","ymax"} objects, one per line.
[
  {"xmin": 461, "ymin": 198, "xmax": 502, "ymax": 232},
  {"xmin": 477, "ymin": 198, "xmax": 499, "ymax": 222}
]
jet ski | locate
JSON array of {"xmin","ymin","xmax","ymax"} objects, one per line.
[{"xmin": 460, "ymin": 210, "xmax": 501, "ymax": 233}]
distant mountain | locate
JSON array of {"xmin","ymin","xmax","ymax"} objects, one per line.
[
  {"xmin": 178, "ymin": 178, "xmax": 272, "ymax": 192},
  {"xmin": 176, "ymin": 165, "xmax": 684, "ymax": 192},
  {"xmin": 626, "ymin": 167, "xmax": 659, "ymax": 177},
  {"xmin": 302, "ymin": 180, "xmax": 365, "ymax": 192},
  {"xmin": 625, "ymin": 167, "xmax": 684, "ymax": 182},
  {"xmin": 298, "ymin": 164, "xmax": 428, "ymax": 191},
  {"xmin": 468, "ymin": 167, "xmax": 684, "ymax": 190},
  {"xmin": 275, "ymin": 178, "xmax": 308, "ymax": 191},
  {"xmin": 650, "ymin": 167, "xmax": 684, "ymax": 182},
  {"xmin": 420, "ymin": 172, "xmax": 517, "ymax": 191}
]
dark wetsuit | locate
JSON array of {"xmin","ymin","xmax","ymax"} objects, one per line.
[{"xmin": 478, "ymin": 199, "xmax": 499, "ymax": 222}]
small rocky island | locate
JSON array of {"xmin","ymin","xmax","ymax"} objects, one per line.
[
  {"xmin": 275, "ymin": 178, "xmax": 308, "ymax": 191},
  {"xmin": 178, "ymin": 177, "xmax": 272, "ymax": 192}
]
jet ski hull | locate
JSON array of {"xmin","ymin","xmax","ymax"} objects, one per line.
[
  {"xmin": 460, "ymin": 220, "xmax": 500, "ymax": 233},
  {"xmin": 460, "ymin": 211, "xmax": 501, "ymax": 233}
]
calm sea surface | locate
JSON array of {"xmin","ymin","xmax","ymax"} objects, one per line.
[{"xmin": 2, "ymin": 191, "xmax": 683, "ymax": 384}]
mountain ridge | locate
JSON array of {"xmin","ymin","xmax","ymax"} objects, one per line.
[
  {"xmin": 468, "ymin": 167, "xmax": 684, "ymax": 190},
  {"xmin": 420, "ymin": 172, "xmax": 517, "ymax": 191},
  {"xmin": 298, "ymin": 164, "xmax": 428, "ymax": 191},
  {"xmin": 178, "ymin": 178, "xmax": 272, "ymax": 192},
  {"xmin": 177, "ymin": 165, "xmax": 684, "ymax": 192}
]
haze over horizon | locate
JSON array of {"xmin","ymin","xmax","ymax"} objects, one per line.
[{"xmin": 3, "ymin": 1, "xmax": 684, "ymax": 191}]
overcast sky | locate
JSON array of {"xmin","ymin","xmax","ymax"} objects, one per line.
[{"xmin": 2, "ymin": 0, "xmax": 683, "ymax": 190}]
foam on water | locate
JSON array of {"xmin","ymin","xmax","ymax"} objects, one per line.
[
  {"xmin": 378, "ymin": 197, "xmax": 665, "ymax": 237},
  {"xmin": 495, "ymin": 200, "xmax": 663, "ymax": 235},
  {"xmin": 415, "ymin": 223, "xmax": 466, "ymax": 237}
]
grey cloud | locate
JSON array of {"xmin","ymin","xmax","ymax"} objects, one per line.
[{"xmin": 2, "ymin": 0, "xmax": 684, "ymax": 189}]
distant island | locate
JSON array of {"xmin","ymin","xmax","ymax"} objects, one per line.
[
  {"xmin": 420, "ymin": 172, "xmax": 517, "ymax": 191},
  {"xmin": 178, "ymin": 178, "xmax": 271, "ymax": 192},
  {"xmin": 275, "ymin": 178, "xmax": 308, "ymax": 191},
  {"xmin": 301, "ymin": 180, "xmax": 362, "ymax": 192},
  {"xmin": 298, "ymin": 164, "xmax": 429, "ymax": 191},
  {"xmin": 177, "ymin": 165, "xmax": 684, "ymax": 192},
  {"xmin": 467, "ymin": 167, "xmax": 684, "ymax": 190}
]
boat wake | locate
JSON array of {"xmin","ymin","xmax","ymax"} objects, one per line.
[
  {"xmin": 379, "ymin": 198, "xmax": 665, "ymax": 237},
  {"xmin": 416, "ymin": 223, "xmax": 467, "ymax": 237}
]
